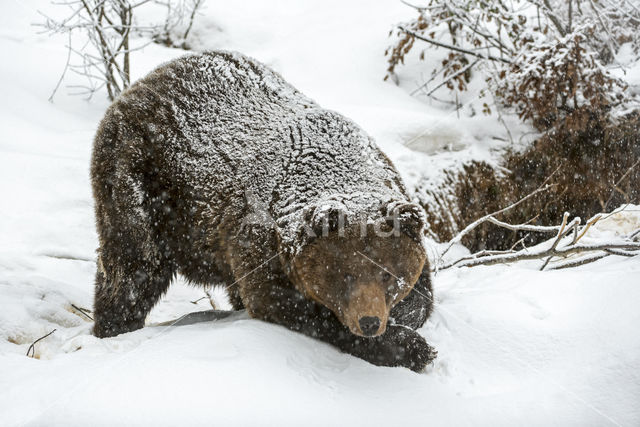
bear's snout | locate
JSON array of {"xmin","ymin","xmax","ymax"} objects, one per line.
[
  {"xmin": 344, "ymin": 283, "xmax": 388, "ymax": 337},
  {"xmin": 358, "ymin": 316, "xmax": 381, "ymax": 336}
]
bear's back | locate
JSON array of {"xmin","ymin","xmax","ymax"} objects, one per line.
[
  {"xmin": 102, "ymin": 50, "xmax": 316, "ymax": 150},
  {"xmin": 91, "ymin": 51, "xmax": 407, "ymax": 245},
  {"xmin": 92, "ymin": 51, "xmax": 318, "ymax": 198}
]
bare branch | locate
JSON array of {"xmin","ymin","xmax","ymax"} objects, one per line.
[
  {"xmin": 549, "ymin": 253, "xmax": 609, "ymax": 270},
  {"xmin": 541, "ymin": 0, "xmax": 568, "ymax": 36},
  {"xmin": 486, "ymin": 216, "xmax": 561, "ymax": 234},
  {"xmin": 48, "ymin": 32, "xmax": 74, "ymax": 102},
  {"xmin": 397, "ymin": 26, "xmax": 512, "ymax": 64},
  {"xmin": 41, "ymin": 0, "xmax": 204, "ymax": 100},
  {"xmin": 182, "ymin": 0, "xmax": 203, "ymax": 41},
  {"xmin": 604, "ymin": 157, "xmax": 640, "ymax": 211}
]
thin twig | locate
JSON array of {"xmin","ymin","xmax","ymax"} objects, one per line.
[
  {"xmin": 604, "ymin": 157, "xmax": 640, "ymax": 211},
  {"xmin": 205, "ymin": 289, "xmax": 217, "ymax": 310},
  {"xmin": 70, "ymin": 304, "xmax": 94, "ymax": 320},
  {"xmin": 182, "ymin": 0, "xmax": 203, "ymax": 42},
  {"xmin": 542, "ymin": 0, "xmax": 568, "ymax": 36},
  {"xmin": 426, "ymin": 59, "xmax": 480, "ymax": 96},
  {"xmin": 439, "ymin": 248, "xmax": 517, "ymax": 270},
  {"xmin": 26, "ymin": 329, "xmax": 57, "ymax": 358},
  {"xmin": 540, "ymin": 212, "xmax": 573, "ymax": 271},
  {"xmin": 604, "ymin": 248, "xmax": 639, "ymax": 257},
  {"xmin": 410, "ymin": 61, "xmax": 456, "ymax": 96},
  {"xmin": 509, "ymin": 234, "xmax": 529, "ymax": 251},
  {"xmin": 573, "ymin": 214, "xmax": 602, "ymax": 244},
  {"xmin": 48, "ymin": 32, "xmax": 73, "ymax": 102}
]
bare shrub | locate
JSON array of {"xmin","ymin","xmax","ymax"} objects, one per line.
[
  {"xmin": 415, "ymin": 112, "xmax": 640, "ymax": 251},
  {"xmin": 39, "ymin": 0, "xmax": 206, "ymax": 101},
  {"xmin": 385, "ymin": 0, "xmax": 639, "ymax": 128}
]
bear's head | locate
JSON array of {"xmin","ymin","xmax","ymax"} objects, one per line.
[{"xmin": 288, "ymin": 201, "xmax": 427, "ymax": 337}]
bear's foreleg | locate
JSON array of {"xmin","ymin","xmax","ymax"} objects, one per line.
[
  {"xmin": 93, "ymin": 249, "xmax": 175, "ymax": 338},
  {"xmin": 238, "ymin": 268, "xmax": 436, "ymax": 372},
  {"xmin": 390, "ymin": 266, "xmax": 433, "ymax": 330}
]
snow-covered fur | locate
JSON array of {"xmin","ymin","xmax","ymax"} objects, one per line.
[{"xmin": 91, "ymin": 51, "xmax": 435, "ymax": 370}]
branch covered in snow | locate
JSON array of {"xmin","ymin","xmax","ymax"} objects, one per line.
[
  {"xmin": 438, "ymin": 209, "xmax": 640, "ymax": 271},
  {"xmin": 386, "ymin": 0, "xmax": 639, "ymax": 129}
]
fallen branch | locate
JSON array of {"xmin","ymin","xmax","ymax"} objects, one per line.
[
  {"xmin": 549, "ymin": 253, "xmax": 608, "ymax": 270},
  {"xmin": 437, "ymin": 204, "xmax": 640, "ymax": 271},
  {"xmin": 445, "ymin": 242, "xmax": 640, "ymax": 269}
]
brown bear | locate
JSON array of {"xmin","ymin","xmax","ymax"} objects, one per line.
[{"xmin": 91, "ymin": 51, "xmax": 436, "ymax": 371}]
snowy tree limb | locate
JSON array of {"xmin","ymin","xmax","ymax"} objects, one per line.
[
  {"xmin": 438, "ymin": 209, "xmax": 639, "ymax": 271},
  {"xmin": 443, "ymin": 241, "xmax": 640, "ymax": 269}
]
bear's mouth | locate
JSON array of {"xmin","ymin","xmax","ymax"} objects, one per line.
[{"xmin": 301, "ymin": 285, "xmax": 389, "ymax": 337}]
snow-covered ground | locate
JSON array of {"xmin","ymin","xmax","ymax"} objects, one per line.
[{"xmin": 1, "ymin": 0, "xmax": 639, "ymax": 425}]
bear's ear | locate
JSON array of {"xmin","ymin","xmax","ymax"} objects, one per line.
[
  {"xmin": 384, "ymin": 202, "xmax": 425, "ymax": 241},
  {"xmin": 306, "ymin": 205, "xmax": 348, "ymax": 238}
]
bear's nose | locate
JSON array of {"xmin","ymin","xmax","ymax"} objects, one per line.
[{"xmin": 359, "ymin": 316, "xmax": 381, "ymax": 336}]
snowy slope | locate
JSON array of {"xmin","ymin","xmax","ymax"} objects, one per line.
[{"xmin": 1, "ymin": 1, "xmax": 639, "ymax": 426}]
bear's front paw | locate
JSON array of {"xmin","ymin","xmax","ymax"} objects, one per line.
[{"xmin": 364, "ymin": 325, "xmax": 437, "ymax": 372}]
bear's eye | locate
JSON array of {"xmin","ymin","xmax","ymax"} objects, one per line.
[{"xmin": 381, "ymin": 271, "xmax": 392, "ymax": 282}]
